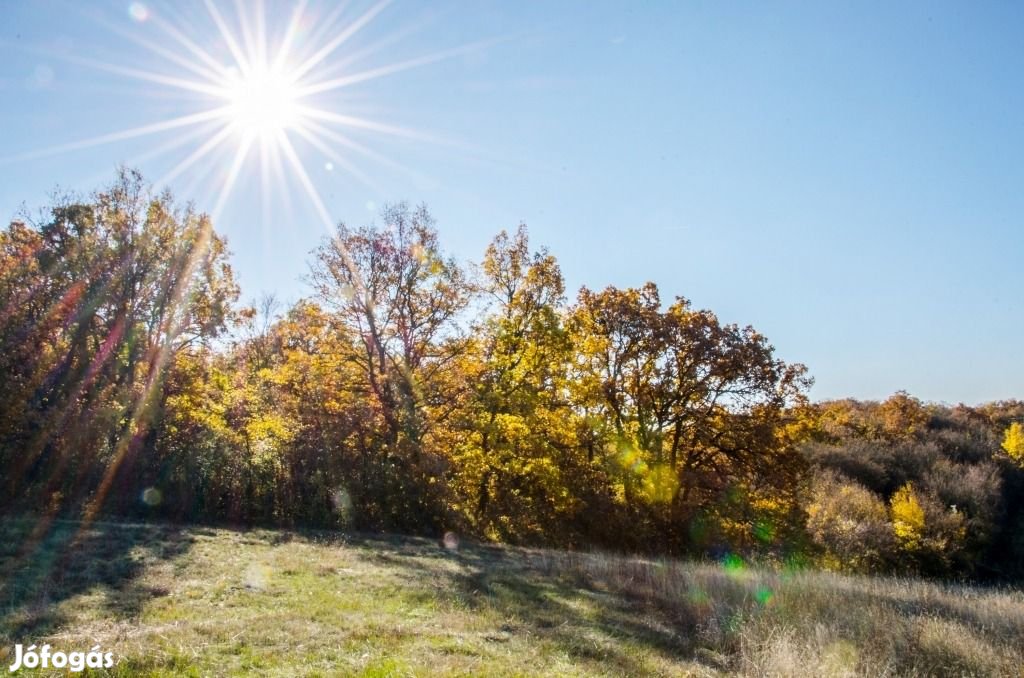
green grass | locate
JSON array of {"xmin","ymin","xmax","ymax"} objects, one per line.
[{"xmin": 1, "ymin": 517, "xmax": 1022, "ymax": 676}]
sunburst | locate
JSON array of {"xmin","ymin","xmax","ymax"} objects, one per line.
[{"xmin": 6, "ymin": 0, "xmax": 493, "ymax": 229}]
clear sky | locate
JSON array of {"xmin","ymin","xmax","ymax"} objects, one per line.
[{"xmin": 1, "ymin": 0, "xmax": 1022, "ymax": 404}]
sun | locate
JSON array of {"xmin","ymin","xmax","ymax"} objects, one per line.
[
  {"xmin": 2, "ymin": 1, "xmax": 495, "ymax": 231},
  {"xmin": 222, "ymin": 65, "xmax": 301, "ymax": 138}
]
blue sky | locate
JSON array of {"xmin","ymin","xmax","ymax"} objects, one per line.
[{"xmin": 1, "ymin": 0, "xmax": 1022, "ymax": 404}]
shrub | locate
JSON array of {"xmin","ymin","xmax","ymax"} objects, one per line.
[{"xmin": 806, "ymin": 472, "xmax": 895, "ymax": 572}]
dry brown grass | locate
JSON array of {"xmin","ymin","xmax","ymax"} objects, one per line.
[{"xmin": 526, "ymin": 550, "xmax": 1024, "ymax": 676}]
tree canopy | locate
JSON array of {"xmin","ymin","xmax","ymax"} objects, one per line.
[{"xmin": 3, "ymin": 171, "xmax": 1022, "ymax": 580}]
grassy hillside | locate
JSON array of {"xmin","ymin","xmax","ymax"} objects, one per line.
[{"xmin": 1, "ymin": 518, "xmax": 1022, "ymax": 677}]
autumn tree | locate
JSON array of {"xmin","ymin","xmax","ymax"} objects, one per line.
[
  {"xmin": 569, "ymin": 283, "xmax": 811, "ymax": 549},
  {"xmin": 0, "ymin": 169, "xmax": 237, "ymax": 516},
  {"xmin": 1002, "ymin": 422, "xmax": 1024, "ymax": 466},
  {"xmin": 7, "ymin": 171, "xmax": 1023, "ymax": 579},
  {"xmin": 889, "ymin": 481, "xmax": 967, "ymax": 575},
  {"xmin": 309, "ymin": 203, "xmax": 471, "ymax": 529},
  {"xmin": 806, "ymin": 472, "xmax": 895, "ymax": 572},
  {"xmin": 258, "ymin": 300, "xmax": 384, "ymax": 527},
  {"xmin": 448, "ymin": 226, "xmax": 585, "ymax": 541}
]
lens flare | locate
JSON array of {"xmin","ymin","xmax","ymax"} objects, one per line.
[
  {"xmin": 141, "ymin": 487, "xmax": 163, "ymax": 506},
  {"xmin": 128, "ymin": 2, "xmax": 149, "ymax": 23}
]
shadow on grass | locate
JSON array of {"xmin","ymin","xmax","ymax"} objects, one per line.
[
  {"xmin": 0, "ymin": 517, "xmax": 194, "ymax": 642},
  {"xmin": 341, "ymin": 534, "xmax": 711, "ymax": 675}
]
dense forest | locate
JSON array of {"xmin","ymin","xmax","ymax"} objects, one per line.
[{"xmin": 2, "ymin": 170, "xmax": 1022, "ymax": 580}]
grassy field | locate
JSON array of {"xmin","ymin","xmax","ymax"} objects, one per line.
[{"xmin": 0, "ymin": 518, "xmax": 1022, "ymax": 676}]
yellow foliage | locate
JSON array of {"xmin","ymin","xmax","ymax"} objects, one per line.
[
  {"xmin": 1002, "ymin": 422, "xmax": 1024, "ymax": 466},
  {"xmin": 879, "ymin": 391, "xmax": 928, "ymax": 438},
  {"xmin": 640, "ymin": 464, "xmax": 679, "ymax": 504},
  {"xmin": 890, "ymin": 482, "xmax": 926, "ymax": 550},
  {"xmin": 806, "ymin": 474, "xmax": 893, "ymax": 572}
]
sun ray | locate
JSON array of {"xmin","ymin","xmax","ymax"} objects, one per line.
[
  {"xmin": 212, "ymin": 132, "xmax": 255, "ymax": 219},
  {"xmin": 275, "ymin": 130, "xmax": 335, "ymax": 233},
  {"xmin": 302, "ymin": 119, "xmax": 423, "ymax": 184},
  {"xmin": 126, "ymin": 120, "xmax": 227, "ymax": 167},
  {"xmin": 0, "ymin": 108, "xmax": 231, "ymax": 164},
  {"xmin": 259, "ymin": 137, "xmax": 273, "ymax": 232},
  {"xmin": 266, "ymin": 140, "xmax": 295, "ymax": 220},
  {"xmin": 272, "ymin": 0, "xmax": 309, "ymax": 71},
  {"xmin": 233, "ymin": 0, "xmax": 261, "ymax": 68},
  {"xmin": 291, "ymin": 123, "xmax": 380, "ymax": 193},
  {"xmin": 254, "ymin": 0, "xmax": 268, "ymax": 67},
  {"xmin": 292, "ymin": 0, "xmax": 350, "ymax": 66},
  {"xmin": 291, "ymin": 0, "xmax": 392, "ymax": 82},
  {"xmin": 78, "ymin": 120, "xmax": 225, "ymax": 189},
  {"xmin": 179, "ymin": 143, "xmax": 232, "ymax": 208},
  {"xmin": 86, "ymin": 10, "xmax": 225, "ymax": 85},
  {"xmin": 276, "ymin": 130, "xmax": 369, "ymax": 304},
  {"xmin": 59, "ymin": 50, "xmax": 228, "ymax": 97},
  {"xmin": 156, "ymin": 123, "xmax": 236, "ymax": 188},
  {"xmin": 150, "ymin": 13, "xmax": 232, "ymax": 79},
  {"xmin": 298, "ymin": 106, "xmax": 433, "ymax": 141},
  {"xmin": 203, "ymin": 0, "xmax": 251, "ymax": 74},
  {"xmin": 233, "ymin": 0, "xmax": 256, "ymax": 58},
  {"xmin": 296, "ymin": 39, "xmax": 500, "ymax": 97},
  {"xmin": 305, "ymin": 20, "xmax": 426, "ymax": 81},
  {"xmin": 83, "ymin": 210, "xmax": 220, "ymax": 527}
]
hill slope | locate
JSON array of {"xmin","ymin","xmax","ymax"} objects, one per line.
[{"xmin": 1, "ymin": 518, "xmax": 1022, "ymax": 676}]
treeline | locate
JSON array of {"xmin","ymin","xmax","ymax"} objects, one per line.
[
  {"xmin": 805, "ymin": 395, "xmax": 1024, "ymax": 579},
  {"xmin": 2, "ymin": 171, "xmax": 1022, "ymax": 579}
]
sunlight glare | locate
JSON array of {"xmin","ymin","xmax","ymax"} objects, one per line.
[
  {"xmin": 223, "ymin": 65, "xmax": 300, "ymax": 137},
  {"xmin": 1, "ymin": 0, "xmax": 493, "ymax": 234}
]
